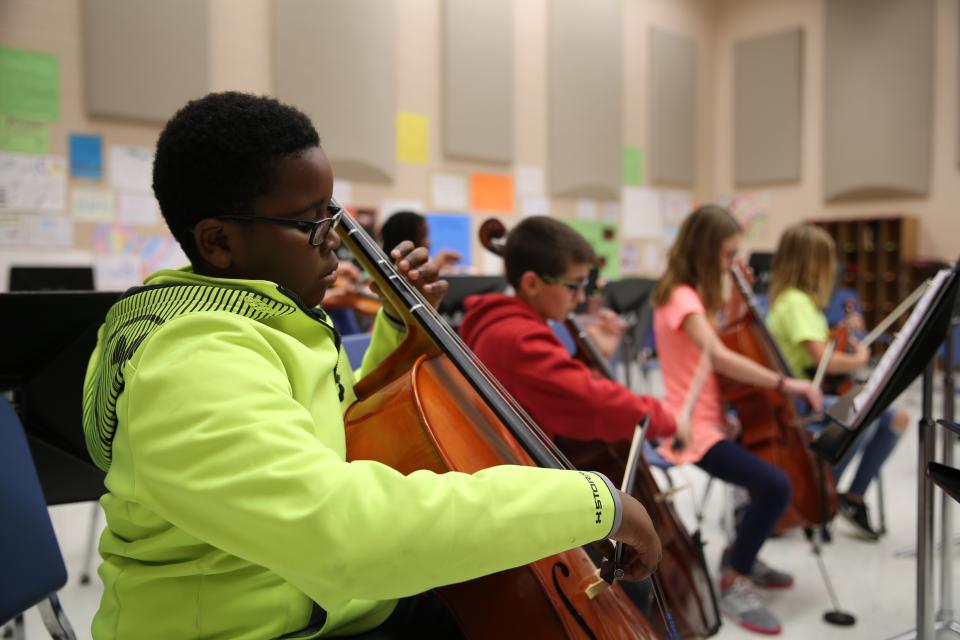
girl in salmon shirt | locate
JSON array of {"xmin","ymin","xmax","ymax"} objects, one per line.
[{"xmin": 652, "ymin": 205, "xmax": 822, "ymax": 636}]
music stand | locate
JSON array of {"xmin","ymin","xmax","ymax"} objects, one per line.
[
  {"xmin": 603, "ymin": 278, "xmax": 657, "ymax": 390},
  {"xmin": 809, "ymin": 262, "xmax": 960, "ymax": 640},
  {"xmin": 437, "ymin": 275, "xmax": 507, "ymax": 329},
  {"xmin": 9, "ymin": 266, "xmax": 94, "ymax": 292},
  {"xmin": 0, "ymin": 291, "xmax": 120, "ymax": 505}
]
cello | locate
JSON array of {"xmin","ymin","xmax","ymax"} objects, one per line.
[
  {"xmin": 717, "ymin": 263, "xmax": 838, "ymax": 532},
  {"xmin": 477, "ymin": 218, "xmax": 720, "ymax": 639},
  {"xmin": 336, "ymin": 201, "xmax": 658, "ymax": 639}
]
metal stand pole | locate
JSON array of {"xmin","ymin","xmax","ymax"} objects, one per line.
[
  {"xmin": 936, "ymin": 318, "xmax": 960, "ymax": 637},
  {"xmin": 889, "ymin": 362, "xmax": 938, "ymax": 640}
]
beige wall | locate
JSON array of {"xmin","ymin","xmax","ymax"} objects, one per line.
[
  {"xmin": 712, "ymin": 0, "xmax": 958, "ymax": 260},
  {"xmin": 1, "ymin": 0, "xmax": 955, "ymax": 276}
]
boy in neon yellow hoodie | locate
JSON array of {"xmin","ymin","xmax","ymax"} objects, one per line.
[{"xmin": 82, "ymin": 92, "xmax": 661, "ymax": 639}]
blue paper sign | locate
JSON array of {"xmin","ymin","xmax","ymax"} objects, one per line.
[
  {"xmin": 425, "ymin": 213, "xmax": 472, "ymax": 268},
  {"xmin": 69, "ymin": 133, "xmax": 103, "ymax": 179}
]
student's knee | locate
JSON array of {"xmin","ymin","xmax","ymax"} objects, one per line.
[{"xmin": 757, "ymin": 466, "xmax": 792, "ymax": 508}]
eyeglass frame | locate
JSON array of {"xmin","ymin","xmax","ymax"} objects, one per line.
[
  {"xmin": 206, "ymin": 202, "xmax": 342, "ymax": 247},
  {"xmin": 538, "ymin": 273, "xmax": 591, "ymax": 294}
]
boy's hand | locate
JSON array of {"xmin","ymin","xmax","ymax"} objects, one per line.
[
  {"xmin": 600, "ymin": 491, "xmax": 662, "ymax": 581},
  {"xmin": 371, "ymin": 240, "xmax": 448, "ymax": 316}
]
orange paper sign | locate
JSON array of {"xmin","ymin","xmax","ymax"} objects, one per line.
[{"xmin": 470, "ymin": 173, "xmax": 513, "ymax": 213}]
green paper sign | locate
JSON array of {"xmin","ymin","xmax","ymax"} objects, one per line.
[
  {"xmin": 622, "ymin": 147, "xmax": 643, "ymax": 186},
  {"xmin": 0, "ymin": 47, "xmax": 60, "ymax": 122},
  {"xmin": 565, "ymin": 219, "xmax": 620, "ymax": 280},
  {"xmin": 0, "ymin": 116, "xmax": 49, "ymax": 154}
]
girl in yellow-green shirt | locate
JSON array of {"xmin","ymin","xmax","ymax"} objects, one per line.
[{"xmin": 767, "ymin": 223, "xmax": 909, "ymax": 541}]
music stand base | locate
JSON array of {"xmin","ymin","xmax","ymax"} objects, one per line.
[
  {"xmin": 887, "ymin": 620, "xmax": 960, "ymax": 640},
  {"xmin": 824, "ymin": 610, "xmax": 856, "ymax": 626}
]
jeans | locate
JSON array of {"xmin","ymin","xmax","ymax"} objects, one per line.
[{"xmin": 696, "ymin": 440, "xmax": 792, "ymax": 575}]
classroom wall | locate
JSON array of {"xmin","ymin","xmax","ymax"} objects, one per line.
[
  {"xmin": 1, "ymin": 0, "xmax": 956, "ymax": 291},
  {"xmin": 711, "ymin": 0, "xmax": 959, "ymax": 260}
]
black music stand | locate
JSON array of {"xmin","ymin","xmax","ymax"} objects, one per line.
[
  {"xmin": 812, "ymin": 264, "xmax": 960, "ymax": 465},
  {"xmin": 603, "ymin": 278, "xmax": 657, "ymax": 389},
  {"xmin": 437, "ymin": 275, "xmax": 507, "ymax": 329},
  {"xmin": 9, "ymin": 266, "xmax": 94, "ymax": 292},
  {"xmin": 809, "ymin": 262, "xmax": 960, "ymax": 640},
  {"xmin": 0, "ymin": 291, "xmax": 120, "ymax": 505}
]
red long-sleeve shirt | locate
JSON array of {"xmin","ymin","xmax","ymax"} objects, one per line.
[{"xmin": 460, "ymin": 294, "xmax": 676, "ymax": 443}]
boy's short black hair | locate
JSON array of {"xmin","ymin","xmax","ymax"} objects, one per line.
[
  {"xmin": 505, "ymin": 216, "xmax": 596, "ymax": 289},
  {"xmin": 380, "ymin": 210, "xmax": 425, "ymax": 256},
  {"xmin": 153, "ymin": 91, "xmax": 321, "ymax": 264}
]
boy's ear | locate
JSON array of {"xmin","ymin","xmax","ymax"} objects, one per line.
[
  {"xmin": 193, "ymin": 219, "xmax": 234, "ymax": 270},
  {"xmin": 517, "ymin": 270, "xmax": 541, "ymax": 297}
]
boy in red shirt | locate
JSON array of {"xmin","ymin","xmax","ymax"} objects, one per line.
[{"xmin": 460, "ymin": 216, "xmax": 676, "ymax": 447}]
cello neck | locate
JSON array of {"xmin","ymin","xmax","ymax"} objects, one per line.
[
  {"xmin": 333, "ymin": 200, "xmax": 572, "ymax": 471},
  {"xmin": 564, "ymin": 315, "xmax": 617, "ymax": 381},
  {"xmin": 730, "ymin": 264, "xmax": 796, "ymax": 378}
]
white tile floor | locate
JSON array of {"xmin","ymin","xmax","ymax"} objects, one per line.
[{"xmin": 9, "ymin": 376, "xmax": 960, "ymax": 639}]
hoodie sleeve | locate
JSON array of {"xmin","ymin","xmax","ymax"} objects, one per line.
[
  {"xmin": 121, "ymin": 313, "xmax": 619, "ymax": 616},
  {"xmin": 486, "ymin": 321, "xmax": 676, "ymax": 442}
]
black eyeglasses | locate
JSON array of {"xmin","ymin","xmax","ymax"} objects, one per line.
[
  {"xmin": 539, "ymin": 273, "xmax": 590, "ymax": 293},
  {"xmin": 211, "ymin": 203, "xmax": 342, "ymax": 247}
]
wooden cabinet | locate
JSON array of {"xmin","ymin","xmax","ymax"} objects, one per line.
[{"xmin": 811, "ymin": 216, "xmax": 917, "ymax": 329}]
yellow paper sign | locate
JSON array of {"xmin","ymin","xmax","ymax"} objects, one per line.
[{"xmin": 396, "ymin": 111, "xmax": 429, "ymax": 164}]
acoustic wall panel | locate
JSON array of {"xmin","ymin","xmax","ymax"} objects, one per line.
[
  {"xmin": 734, "ymin": 29, "xmax": 803, "ymax": 186},
  {"xmin": 548, "ymin": 0, "xmax": 622, "ymax": 199},
  {"xmin": 824, "ymin": 0, "xmax": 934, "ymax": 200},
  {"xmin": 443, "ymin": 0, "xmax": 513, "ymax": 163},
  {"xmin": 649, "ymin": 28, "xmax": 697, "ymax": 186},
  {"xmin": 82, "ymin": 0, "xmax": 209, "ymax": 122},
  {"xmin": 275, "ymin": 0, "xmax": 395, "ymax": 183}
]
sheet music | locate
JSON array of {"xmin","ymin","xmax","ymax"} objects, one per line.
[{"xmin": 852, "ymin": 269, "xmax": 952, "ymax": 420}]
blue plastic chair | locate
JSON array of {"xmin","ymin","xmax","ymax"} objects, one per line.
[
  {"xmin": 0, "ymin": 397, "xmax": 75, "ymax": 638},
  {"xmin": 342, "ymin": 332, "xmax": 373, "ymax": 370}
]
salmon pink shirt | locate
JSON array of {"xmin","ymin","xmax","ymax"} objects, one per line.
[{"xmin": 654, "ymin": 285, "xmax": 727, "ymax": 464}]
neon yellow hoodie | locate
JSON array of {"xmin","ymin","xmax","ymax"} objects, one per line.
[{"xmin": 82, "ymin": 268, "xmax": 619, "ymax": 639}]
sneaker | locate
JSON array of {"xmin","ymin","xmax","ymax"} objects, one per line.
[
  {"xmin": 719, "ymin": 575, "xmax": 782, "ymax": 635},
  {"xmin": 721, "ymin": 547, "xmax": 794, "ymax": 590},
  {"xmin": 838, "ymin": 493, "xmax": 881, "ymax": 541}
]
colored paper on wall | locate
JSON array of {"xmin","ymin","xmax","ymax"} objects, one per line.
[
  {"xmin": 622, "ymin": 147, "xmax": 644, "ymax": 185},
  {"xmin": 431, "ymin": 174, "xmax": 468, "ymax": 210},
  {"xmin": 396, "ymin": 111, "xmax": 429, "ymax": 164},
  {"xmin": 0, "ymin": 153, "xmax": 66, "ymax": 212},
  {"xmin": 621, "ymin": 186, "xmax": 662, "ymax": 240},
  {"xmin": 109, "ymin": 145, "xmax": 154, "ymax": 192},
  {"xmin": 566, "ymin": 219, "xmax": 620, "ymax": 279},
  {"xmin": 0, "ymin": 212, "xmax": 24, "ymax": 246},
  {"xmin": 470, "ymin": 173, "xmax": 513, "ymax": 213},
  {"xmin": 425, "ymin": 213, "xmax": 472, "ymax": 268},
  {"xmin": 0, "ymin": 117, "xmax": 49, "ymax": 154},
  {"xmin": 69, "ymin": 134, "xmax": 103, "ymax": 179},
  {"xmin": 0, "ymin": 47, "xmax": 60, "ymax": 122},
  {"xmin": 515, "ymin": 166, "xmax": 545, "ymax": 198},
  {"xmin": 26, "ymin": 214, "xmax": 73, "ymax": 246},
  {"xmin": 71, "ymin": 187, "xmax": 114, "ymax": 222}
]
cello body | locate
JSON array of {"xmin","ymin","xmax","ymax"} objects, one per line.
[
  {"xmin": 717, "ymin": 265, "xmax": 837, "ymax": 532},
  {"xmin": 345, "ymin": 352, "xmax": 655, "ymax": 639}
]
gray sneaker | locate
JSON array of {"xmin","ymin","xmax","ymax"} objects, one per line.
[
  {"xmin": 721, "ymin": 547, "xmax": 795, "ymax": 589},
  {"xmin": 719, "ymin": 576, "xmax": 782, "ymax": 635}
]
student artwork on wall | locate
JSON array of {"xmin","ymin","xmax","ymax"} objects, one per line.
[
  {"xmin": 0, "ymin": 153, "xmax": 67, "ymax": 212},
  {"xmin": 470, "ymin": 173, "xmax": 513, "ymax": 213},
  {"xmin": 565, "ymin": 219, "xmax": 620, "ymax": 280}
]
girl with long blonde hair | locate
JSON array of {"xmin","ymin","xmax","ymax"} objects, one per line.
[
  {"xmin": 653, "ymin": 205, "xmax": 822, "ymax": 636},
  {"xmin": 767, "ymin": 223, "xmax": 909, "ymax": 540}
]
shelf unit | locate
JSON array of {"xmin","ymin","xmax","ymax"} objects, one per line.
[{"xmin": 810, "ymin": 216, "xmax": 917, "ymax": 329}]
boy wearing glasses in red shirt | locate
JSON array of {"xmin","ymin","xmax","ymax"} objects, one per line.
[{"xmin": 460, "ymin": 216, "xmax": 676, "ymax": 448}]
